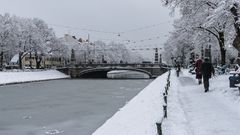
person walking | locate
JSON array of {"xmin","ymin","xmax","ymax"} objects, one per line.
[
  {"xmin": 201, "ymin": 58, "xmax": 215, "ymax": 92},
  {"xmin": 195, "ymin": 55, "xmax": 203, "ymax": 84},
  {"xmin": 176, "ymin": 63, "xmax": 181, "ymax": 77}
]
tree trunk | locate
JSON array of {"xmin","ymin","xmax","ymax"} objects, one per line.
[
  {"xmin": 35, "ymin": 52, "xmax": 42, "ymax": 69},
  {"xmin": 19, "ymin": 52, "xmax": 23, "ymax": 69},
  {"xmin": 230, "ymin": 3, "xmax": 240, "ymax": 51},
  {"xmin": 0, "ymin": 51, "xmax": 3, "ymax": 70},
  {"xmin": 30, "ymin": 52, "xmax": 32, "ymax": 69},
  {"xmin": 198, "ymin": 26, "xmax": 226, "ymax": 65},
  {"xmin": 218, "ymin": 32, "xmax": 226, "ymax": 65},
  {"xmin": 35, "ymin": 52, "xmax": 39, "ymax": 69}
]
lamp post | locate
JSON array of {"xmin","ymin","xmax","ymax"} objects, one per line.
[
  {"xmin": 171, "ymin": 56, "xmax": 174, "ymax": 67},
  {"xmin": 70, "ymin": 49, "xmax": 76, "ymax": 67},
  {"xmin": 0, "ymin": 43, "xmax": 3, "ymax": 70},
  {"xmin": 159, "ymin": 54, "xmax": 162, "ymax": 64},
  {"xmin": 201, "ymin": 45, "xmax": 204, "ymax": 59},
  {"xmin": 154, "ymin": 48, "xmax": 159, "ymax": 64}
]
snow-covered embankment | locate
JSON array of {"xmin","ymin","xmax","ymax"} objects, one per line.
[
  {"xmin": 93, "ymin": 72, "xmax": 169, "ymax": 135},
  {"xmin": 0, "ymin": 70, "xmax": 70, "ymax": 85}
]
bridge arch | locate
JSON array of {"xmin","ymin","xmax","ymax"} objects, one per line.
[{"xmin": 78, "ymin": 67, "xmax": 152, "ymax": 78}]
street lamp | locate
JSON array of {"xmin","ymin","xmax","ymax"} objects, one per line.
[{"xmin": 0, "ymin": 43, "xmax": 3, "ymax": 70}]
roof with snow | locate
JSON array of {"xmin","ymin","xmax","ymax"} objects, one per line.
[{"xmin": 10, "ymin": 54, "xmax": 19, "ymax": 63}]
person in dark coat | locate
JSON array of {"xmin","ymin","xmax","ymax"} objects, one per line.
[
  {"xmin": 195, "ymin": 55, "xmax": 203, "ymax": 84},
  {"xmin": 176, "ymin": 63, "xmax": 181, "ymax": 77},
  {"xmin": 201, "ymin": 58, "xmax": 215, "ymax": 92}
]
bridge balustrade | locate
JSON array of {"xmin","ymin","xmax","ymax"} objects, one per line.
[{"xmin": 58, "ymin": 63, "xmax": 169, "ymax": 78}]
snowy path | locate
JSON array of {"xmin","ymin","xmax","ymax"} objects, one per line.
[{"xmin": 167, "ymin": 70, "xmax": 240, "ymax": 135}]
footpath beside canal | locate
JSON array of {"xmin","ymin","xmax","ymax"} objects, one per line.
[
  {"xmin": 93, "ymin": 69, "xmax": 240, "ymax": 135},
  {"xmin": 0, "ymin": 70, "xmax": 70, "ymax": 85}
]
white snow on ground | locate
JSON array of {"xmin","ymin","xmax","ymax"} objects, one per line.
[
  {"xmin": 165, "ymin": 69, "xmax": 240, "ymax": 135},
  {"xmin": 93, "ymin": 69, "xmax": 240, "ymax": 135},
  {"xmin": 107, "ymin": 70, "xmax": 150, "ymax": 79},
  {"xmin": 93, "ymin": 72, "xmax": 169, "ymax": 135},
  {"xmin": 1, "ymin": 68, "xmax": 240, "ymax": 135},
  {"xmin": 0, "ymin": 70, "xmax": 69, "ymax": 85}
]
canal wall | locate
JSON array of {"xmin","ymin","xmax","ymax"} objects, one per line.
[
  {"xmin": 0, "ymin": 70, "xmax": 70, "ymax": 86},
  {"xmin": 92, "ymin": 71, "xmax": 169, "ymax": 135}
]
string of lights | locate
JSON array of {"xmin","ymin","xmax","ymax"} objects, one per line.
[
  {"xmin": 119, "ymin": 21, "xmax": 171, "ymax": 34},
  {"xmin": 123, "ymin": 35, "xmax": 164, "ymax": 44},
  {"xmin": 48, "ymin": 21, "xmax": 171, "ymax": 36},
  {"xmin": 49, "ymin": 22, "xmax": 167, "ymax": 49},
  {"xmin": 83, "ymin": 35, "xmax": 165, "ymax": 46},
  {"xmin": 75, "ymin": 46, "xmax": 162, "ymax": 52},
  {"xmin": 49, "ymin": 23, "xmax": 118, "ymax": 34}
]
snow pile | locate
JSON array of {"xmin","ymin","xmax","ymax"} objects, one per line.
[
  {"xmin": 0, "ymin": 70, "xmax": 69, "ymax": 85},
  {"xmin": 93, "ymin": 72, "xmax": 169, "ymax": 135}
]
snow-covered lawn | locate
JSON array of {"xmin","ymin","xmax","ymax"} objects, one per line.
[
  {"xmin": 0, "ymin": 70, "xmax": 69, "ymax": 85},
  {"xmin": 93, "ymin": 69, "xmax": 240, "ymax": 135}
]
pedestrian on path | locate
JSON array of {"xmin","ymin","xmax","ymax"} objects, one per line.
[
  {"xmin": 195, "ymin": 55, "xmax": 203, "ymax": 84},
  {"xmin": 176, "ymin": 62, "xmax": 181, "ymax": 77},
  {"xmin": 201, "ymin": 58, "xmax": 215, "ymax": 92}
]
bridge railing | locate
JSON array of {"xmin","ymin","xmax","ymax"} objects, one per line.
[
  {"xmin": 71, "ymin": 63, "xmax": 168, "ymax": 68},
  {"xmin": 58, "ymin": 63, "xmax": 169, "ymax": 78}
]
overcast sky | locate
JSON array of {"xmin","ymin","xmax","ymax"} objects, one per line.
[{"xmin": 0, "ymin": 0, "xmax": 177, "ymax": 60}]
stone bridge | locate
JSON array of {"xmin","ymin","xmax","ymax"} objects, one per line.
[{"xmin": 57, "ymin": 63, "xmax": 169, "ymax": 78}]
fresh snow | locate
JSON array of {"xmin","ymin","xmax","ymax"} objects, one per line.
[
  {"xmin": 165, "ymin": 70, "xmax": 240, "ymax": 135},
  {"xmin": 1, "ymin": 69, "xmax": 240, "ymax": 135},
  {"xmin": 107, "ymin": 70, "xmax": 150, "ymax": 79},
  {"xmin": 93, "ymin": 72, "xmax": 168, "ymax": 135},
  {"xmin": 93, "ymin": 69, "xmax": 240, "ymax": 135},
  {"xmin": 0, "ymin": 70, "xmax": 69, "ymax": 85},
  {"xmin": 10, "ymin": 54, "xmax": 19, "ymax": 63}
]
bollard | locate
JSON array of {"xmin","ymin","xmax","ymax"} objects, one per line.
[
  {"xmin": 163, "ymin": 104, "xmax": 167, "ymax": 118},
  {"xmin": 156, "ymin": 122, "xmax": 163, "ymax": 135},
  {"xmin": 166, "ymin": 84, "xmax": 169, "ymax": 90},
  {"xmin": 165, "ymin": 87, "xmax": 168, "ymax": 95},
  {"xmin": 163, "ymin": 94, "xmax": 167, "ymax": 104}
]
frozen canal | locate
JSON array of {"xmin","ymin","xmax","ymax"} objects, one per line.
[{"xmin": 0, "ymin": 79, "xmax": 152, "ymax": 135}]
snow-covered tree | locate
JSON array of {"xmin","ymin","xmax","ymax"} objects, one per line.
[
  {"xmin": 60, "ymin": 35, "xmax": 143, "ymax": 64},
  {"xmin": 0, "ymin": 13, "xmax": 65, "ymax": 69},
  {"xmin": 162, "ymin": 0, "xmax": 240, "ymax": 65}
]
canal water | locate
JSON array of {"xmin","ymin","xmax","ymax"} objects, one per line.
[{"xmin": 0, "ymin": 79, "xmax": 153, "ymax": 135}]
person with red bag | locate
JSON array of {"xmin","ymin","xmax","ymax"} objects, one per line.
[{"xmin": 195, "ymin": 55, "xmax": 203, "ymax": 84}]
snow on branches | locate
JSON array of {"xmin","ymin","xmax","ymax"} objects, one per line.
[
  {"xmin": 0, "ymin": 13, "xmax": 65, "ymax": 62},
  {"xmin": 162, "ymin": 0, "xmax": 240, "ymax": 65}
]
